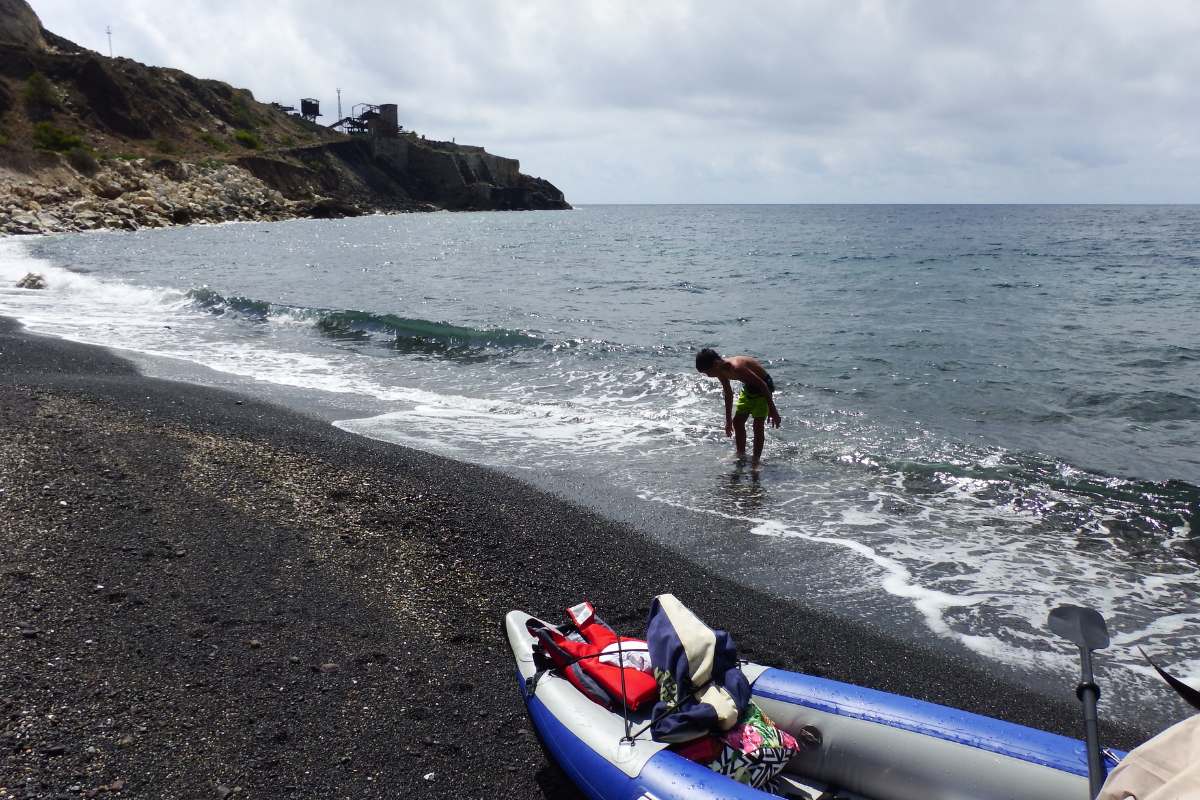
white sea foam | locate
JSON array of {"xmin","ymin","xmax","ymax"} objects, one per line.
[
  {"xmin": 0, "ymin": 237, "xmax": 407, "ymax": 401},
  {"xmin": 636, "ymin": 466, "xmax": 1194, "ymax": 722},
  {"xmin": 336, "ymin": 386, "xmax": 695, "ymax": 466},
  {"xmin": 0, "ymin": 237, "xmax": 180, "ymax": 310},
  {"xmin": 2, "ymin": 236, "xmax": 708, "ymax": 464},
  {"xmin": 751, "ymin": 517, "xmax": 982, "ymax": 639}
]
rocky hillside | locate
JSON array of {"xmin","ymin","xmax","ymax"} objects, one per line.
[{"xmin": 0, "ymin": 0, "xmax": 569, "ymax": 235}]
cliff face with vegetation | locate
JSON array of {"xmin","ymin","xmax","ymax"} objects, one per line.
[{"xmin": 0, "ymin": 0, "xmax": 569, "ymax": 235}]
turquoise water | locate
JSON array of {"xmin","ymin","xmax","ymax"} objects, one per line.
[{"xmin": 2, "ymin": 204, "xmax": 1197, "ymax": 728}]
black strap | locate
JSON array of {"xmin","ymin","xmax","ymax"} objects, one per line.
[
  {"xmin": 627, "ymin": 694, "xmax": 688, "ymax": 741},
  {"xmin": 524, "ymin": 644, "xmax": 680, "ymax": 744},
  {"xmin": 628, "ymin": 662, "xmax": 757, "ymax": 741},
  {"xmin": 526, "ymin": 652, "xmax": 762, "ymax": 747},
  {"xmin": 524, "ymin": 669, "xmax": 546, "ymax": 699},
  {"xmin": 1139, "ymin": 647, "xmax": 1200, "ymax": 711},
  {"xmin": 524, "ymin": 646, "xmax": 651, "ymax": 700}
]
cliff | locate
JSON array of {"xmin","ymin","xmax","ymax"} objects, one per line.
[
  {"xmin": 0, "ymin": 0, "xmax": 569, "ymax": 234},
  {"xmin": 0, "ymin": 0, "xmax": 47, "ymax": 51},
  {"xmin": 236, "ymin": 136, "xmax": 569, "ymax": 214}
]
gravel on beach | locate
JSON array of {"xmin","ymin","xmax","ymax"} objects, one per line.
[{"xmin": 0, "ymin": 317, "xmax": 1152, "ymax": 799}]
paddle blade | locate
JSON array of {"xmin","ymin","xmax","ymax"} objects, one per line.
[{"xmin": 1049, "ymin": 605, "xmax": 1110, "ymax": 651}]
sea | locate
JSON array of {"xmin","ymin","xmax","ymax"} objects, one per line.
[{"xmin": 1, "ymin": 204, "xmax": 1197, "ymax": 731}]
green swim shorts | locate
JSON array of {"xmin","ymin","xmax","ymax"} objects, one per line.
[{"xmin": 734, "ymin": 388, "xmax": 770, "ymax": 420}]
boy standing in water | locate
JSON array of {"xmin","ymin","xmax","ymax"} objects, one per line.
[{"xmin": 695, "ymin": 348, "xmax": 781, "ymax": 465}]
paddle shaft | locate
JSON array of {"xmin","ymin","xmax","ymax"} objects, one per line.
[{"xmin": 1075, "ymin": 645, "xmax": 1105, "ymax": 798}]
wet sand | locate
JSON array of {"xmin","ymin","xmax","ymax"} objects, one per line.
[{"xmin": 0, "ymin": 317, "xmax": 1151, "ymax": 799}]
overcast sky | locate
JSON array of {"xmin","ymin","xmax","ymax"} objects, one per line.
[{"xmin": 29, "ymin": 1, "xmax": 1200, "ymax": 203}]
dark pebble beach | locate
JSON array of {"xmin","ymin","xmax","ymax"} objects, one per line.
[{"xmin": 0, "ymin": 316, "xmax": 1152, "ymax": 799}]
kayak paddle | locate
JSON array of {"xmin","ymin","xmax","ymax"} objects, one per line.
[{"xmin": 1049, "ymin": 604, "xmax": 1110, "ymax": 799}]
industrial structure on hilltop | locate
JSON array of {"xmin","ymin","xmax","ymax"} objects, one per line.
[
  {"xmin": 329, "ymin": 103, "xmax": 403, "ymax": 137},
  {"xmin": 269, "ymin": 98, "xmax": 323, "ymax": 123},
  {"xmin": 273, "ymin": 97, "xmax": 405, "ymax": 138},
  {"xmin": 259, "ymin": 95, "xmax": 569, "ymax": 211}
]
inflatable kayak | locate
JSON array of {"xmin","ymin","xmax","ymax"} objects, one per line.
[{"xmin": 506, "ymin": 609, "xmax": 1122, "ymax": 800}]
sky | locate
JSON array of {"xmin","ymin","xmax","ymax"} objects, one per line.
[{"xmin": 28, "ymin": 1, "xmax": 1200, "ymax": 204}]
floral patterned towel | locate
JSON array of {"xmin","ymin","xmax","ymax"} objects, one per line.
[
  {"xmin": 708, "ymin": 703, "xmax": 801, "ymax": 790},
  {"xmin": 723, "ymin": 703, "xmax": 800, "ymax": 754}
]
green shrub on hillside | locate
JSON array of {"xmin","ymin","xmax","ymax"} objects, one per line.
[
  {"xmin": 67, "ymin": 146, "xmax": 99, "ymax": 175},
  {"xmin": 230, "ymin": 94, "xmax": 258, "ymax": 130},
  {"xmin": 32, "ymin": 122, "xmax": 81, "ymax": 152},
  {"xmin": 199, "ymin": 131, "xmax": 230, "ymax": 152},
  {"xmin": 154, "ymin": 138, "xmax": 177, "ymax": 155},
  {"xmin": 22, "ymin": 72, "xmax": 59, "ymax": 120},
  {"xmin": 233, "ymin": 129, "xmax": 260, "ymax": 150}
]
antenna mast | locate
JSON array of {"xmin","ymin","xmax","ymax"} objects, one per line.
[
  {"xmin": 336, "ymin": 88, "xmax": 342, "ymax": 121},
  {"xmin": 105, "ymin": 25, "xmax": 113, "ymax": 57}
]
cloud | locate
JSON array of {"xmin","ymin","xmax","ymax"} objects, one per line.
[{"xmin": 27, "ymin": 0, "xmax": 1200, "ymax": 202}]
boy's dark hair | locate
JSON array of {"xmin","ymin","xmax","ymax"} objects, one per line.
[{"xmin": 695, "ymin": 348, "xmax": 721, "ymax": 372}]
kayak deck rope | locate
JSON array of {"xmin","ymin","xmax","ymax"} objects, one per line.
[
  {"xmin": 525, "ymin": 648, "xmax": 756, "ymax": 747},
  {"xmin": 617, "ymin": 636, "xmax": 633, "ymax": 745}
]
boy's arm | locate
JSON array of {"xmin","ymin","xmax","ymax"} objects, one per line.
[
  {"xmin": 720, "ymin": 376, "xmax": 734, "ymax": 436},
  {"xmin": 765, "ymin": 394, "xmax": 782, "ymax": 428}
]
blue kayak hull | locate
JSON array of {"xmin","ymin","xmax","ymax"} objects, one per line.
[{"xmin": 507, "ymin": 610, "xmax": 1117, "ymax": 800}]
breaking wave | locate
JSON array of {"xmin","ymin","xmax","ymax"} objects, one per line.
[{"xmin": 185, "ymin": 287, "xmax": 543, "ymax": 354}]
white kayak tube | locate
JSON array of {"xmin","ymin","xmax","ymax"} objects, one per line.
[{"xmin": 506, "ymin": 610, "xmax": 1123, "ymax": 800}]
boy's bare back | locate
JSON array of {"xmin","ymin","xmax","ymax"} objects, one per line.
[{"xmin": 721, "ymin": 355, "xmax": 772, "ymax": 395}]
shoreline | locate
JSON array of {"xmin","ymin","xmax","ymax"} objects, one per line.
[{"xmin": 0, "ymin": 317, "xmax": 1154, "ymax": 798}]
